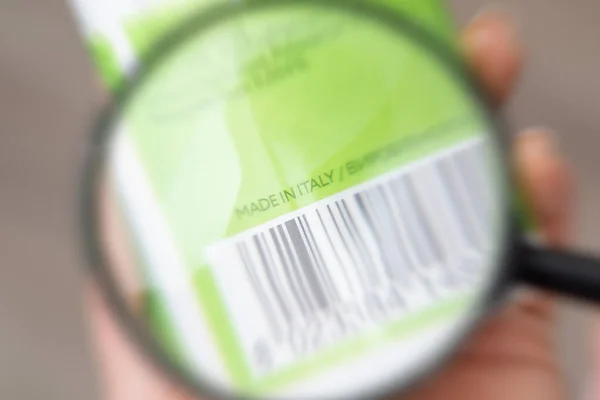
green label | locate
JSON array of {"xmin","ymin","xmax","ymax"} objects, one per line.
[
  {"xmin": 76, "ymin": 0, "xmax": 541, "ymax": 396},
  {"xmin": 88, "ymin": 35, "xmax": 125, "ymax": 92},
  {"xmin": 104, "ymin": 2, "xmax": 509, "ymax": 396},
  {"xmin": 83, "ymin": 0, "xmax": 459, "ymax": 88}
]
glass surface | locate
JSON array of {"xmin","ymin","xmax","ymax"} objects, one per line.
[{"xmin": 90, "ymin": 2, "xmax": 507, "ymax": 399}]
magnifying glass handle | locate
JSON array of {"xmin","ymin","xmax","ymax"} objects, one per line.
[{"xmin": 518, "ymin": 242, "xmax": 600, "ymax": 303}]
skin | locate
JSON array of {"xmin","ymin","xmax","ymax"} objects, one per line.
[{"xmin": 85, "ymin": 9, "xmax": 577, "ymax": 400}]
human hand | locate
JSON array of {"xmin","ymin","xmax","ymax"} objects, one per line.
[
  {"xmin": 398, "ymin": 9, "xmax": 573, "ymax": 400},
  {"xmin": 85, "ymin": 8, "xmax": 574, "ymax": 400}
]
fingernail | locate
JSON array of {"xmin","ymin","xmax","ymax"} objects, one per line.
[
  {"xmin": 465, "ymin": 3, "xmax": 520, "ymax": 50},
  {"xmin": 469, "ymin": 3, "xmax": 521, "ymax": 31},
  {"xmin": 519, "ymin": 127, "xmax": 560, "ymax": 157},
  {"xmin": 525, "ymin": 134, "xmax": 566, "ymax": 223},
  {"xmin": 516, "ymin": 128, "xmax": 559, "ymax": 212}
]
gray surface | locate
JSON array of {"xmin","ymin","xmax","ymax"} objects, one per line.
[
  {"xmin": 0, "ymin": 0, "xmax": 598, "ymax": 399},
  {"xmin": 0, "ymin": 1, "xmax": 100, "ymax": 399}
]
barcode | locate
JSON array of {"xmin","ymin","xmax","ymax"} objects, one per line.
[{"xmin": 206, "ymin": 137, "xmax": 496, "ymax": 375}]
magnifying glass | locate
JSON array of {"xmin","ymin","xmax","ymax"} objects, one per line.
[{"xmin": 80, "ymin": 0, "xmax": 600, "ymax": 399}]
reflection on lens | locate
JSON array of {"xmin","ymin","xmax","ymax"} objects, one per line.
[{"xmin": 89, "ymin": 2, "xmax": 506, "ymax": 399}]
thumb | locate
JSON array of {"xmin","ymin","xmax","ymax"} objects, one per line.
[{"xmin": 85, "ymin": 283, "xmax": 191, "ymax": 400}]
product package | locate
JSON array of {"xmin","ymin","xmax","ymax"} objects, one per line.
[
  {"xmin": 70, "ymin": 1, "xmax": 537, "ymax": 398},
  {"xmin": 69, "ymin": 0, "xmax": 457, "ymax": 91}
]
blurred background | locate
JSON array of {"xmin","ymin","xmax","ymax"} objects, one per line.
[{"xmin": 0, "ymin": 0, "xmax": 598, "ymax": 399}]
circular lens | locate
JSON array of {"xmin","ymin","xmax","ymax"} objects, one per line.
[{"xmin": 84, "ymin": 1, "xmax": 510, "ymax": 399}]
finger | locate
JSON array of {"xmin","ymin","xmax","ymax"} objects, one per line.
[
  {"xmin": 467, "ymin": 128, "xmax": 572, "ymax": 345},
  {"xmin": 461, "ymin": 7, "xmax": 523, "ymax": 107},
  {"xmin": 98, "ymin": 180, "xmax": 146, "ymax": 313},
  {"xmin": 88, "ymin": 183, "xmax": 194, "ymax": 399},
  {"xmin": 85, "ymin": 284, "xmax": 184, "ymax": 400},
  {"xmin": 468, "ymin": 128, "xmax": 572, "ymax": 342},
  {"xmin": 470, "ymin": 128, "xmax": 572, "ymax": 335},
  {"xmin": 514, "ymin": 128, "xmax": 573, "ymax": 246},
  {"xmin": 508, "ymin": 128, "xmax": 573, "ymax": 317},
  {"xmin": 400, "ymin": 129, "xmax": 573, "ymax": 400}
]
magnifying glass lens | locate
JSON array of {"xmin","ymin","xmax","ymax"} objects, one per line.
[{"xmin": 92, "ymin": 3, "xmax": 508, "ymax": 399}]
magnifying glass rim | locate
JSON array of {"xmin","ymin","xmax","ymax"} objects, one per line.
[{"xmin": 79, "ymin": 0, "xmax": 516, "ymax": 399}]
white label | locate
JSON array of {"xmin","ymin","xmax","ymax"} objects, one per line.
[{"xmin": 205, "ymin": 137, "xmax": 495, "ymax": 379}]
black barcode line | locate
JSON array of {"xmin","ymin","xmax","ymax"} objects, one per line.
[
  {"xmin": 317, "ymin": 209, "xmax": 356, "ymax": 297},
  {"xmin": 387, "ymin": 178, "xmax": 437, "ymax": 269},
  {"xmin": 355, "ymin": 191, "xmax": 399, "ymax": 283},
  {"xmin": 379, "ymin": 184, "xmax": 421, "ymax": 274},
  {"xmin": 422, "ymin": 162, "xmax": 481, "ymax": 267},
  {"xmin": 459, "ymin": 146, "xmax": 491, "ymax": 236},
  {"xmin": 279, "ymin": 223, "xmax": 320, "ymax": 315},
  {"xmin": 262, "ymin": 231, "xmax": 303, "ymax": 323},
  {"xmin": 270, "ymin": 227, "xmax": 309, "ymax": 319},
  {"xmin": 337, "ymin": 200, "xmax": 381, "ymax": 287},
  {"xmin": 344, "ymin": 195, "xmax": 391, "ymax": 285},
  {"xmin": 333, "ymin": 202, "xmax": 366, "ymax": 286},
  {"xmin": 254, "ymin": 234, "xmax": 292, "ymax": 326},
  {"xmin": 286, "ymin": 219, "xmax": 329, "ymax": 311},
  {"xmin": 297, "ymin": 216, "xmax": 335, "ymax": 305},
  {"xmin": 403, "ymin": 175, "xmax": 447, "ymax": 265},
  {"xmin": 369, "ymin": 179, "xmax": 435, "ymax": 294},
  {"xmin": 377, "ymin": 185, "xmax": 421, "ymax": 278},
  {"xmin": 238, "ymin": 242, "xmax": 281, "ymax": 339},
  {"xmin": 442, "ymin": 151, "xmax": 489, "ymax": 253},
  {"xmin": 327, "ymin": 204, "xmax": 366, "ymax": 292},
  {"xmin": 455, "ymin": 143, "xmax": 493, "ymax": 254},
  {"xmin": 374, "ymin": 185, "xmax": 419, "ymax": 280},
  {"xmin": 301, "ymin": 215, "xmax": 341, "ymax": 303},
  {"xmin": 212, "ymin": 139, "xmax": 494, "ymax": 355},
  {"xmin": 424, "ymin": 165, "xmax": 469, "ymax": 269},
  {"xmin": 449, "ymin": 155, "xmax": 487, "ymax": 247},
  {"xmin": 433, "ymin": 159, "xmax": 482, "ymax": 253}
]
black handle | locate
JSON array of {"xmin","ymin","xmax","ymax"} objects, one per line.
[{"xmin": 517, "ymin": 241, "xmax": 600, "ymax": 303}]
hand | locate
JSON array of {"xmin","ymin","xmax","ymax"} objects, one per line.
[
  {"xmin": 400, "ymin": 10, "xmax": 573, "ymax": 400},
  {"xmin": 85, "ymin": 8, "xmax": 574, "ymax": 400}
]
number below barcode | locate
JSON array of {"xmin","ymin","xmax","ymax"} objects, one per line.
[{"xmin": 206, "ymin": 137, "xmax": 498, "ymax": 376}]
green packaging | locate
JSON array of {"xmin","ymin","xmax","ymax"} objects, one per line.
[{"xmin": 70, "ymin": 0, "xmax": 536, "ymax": 396}]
